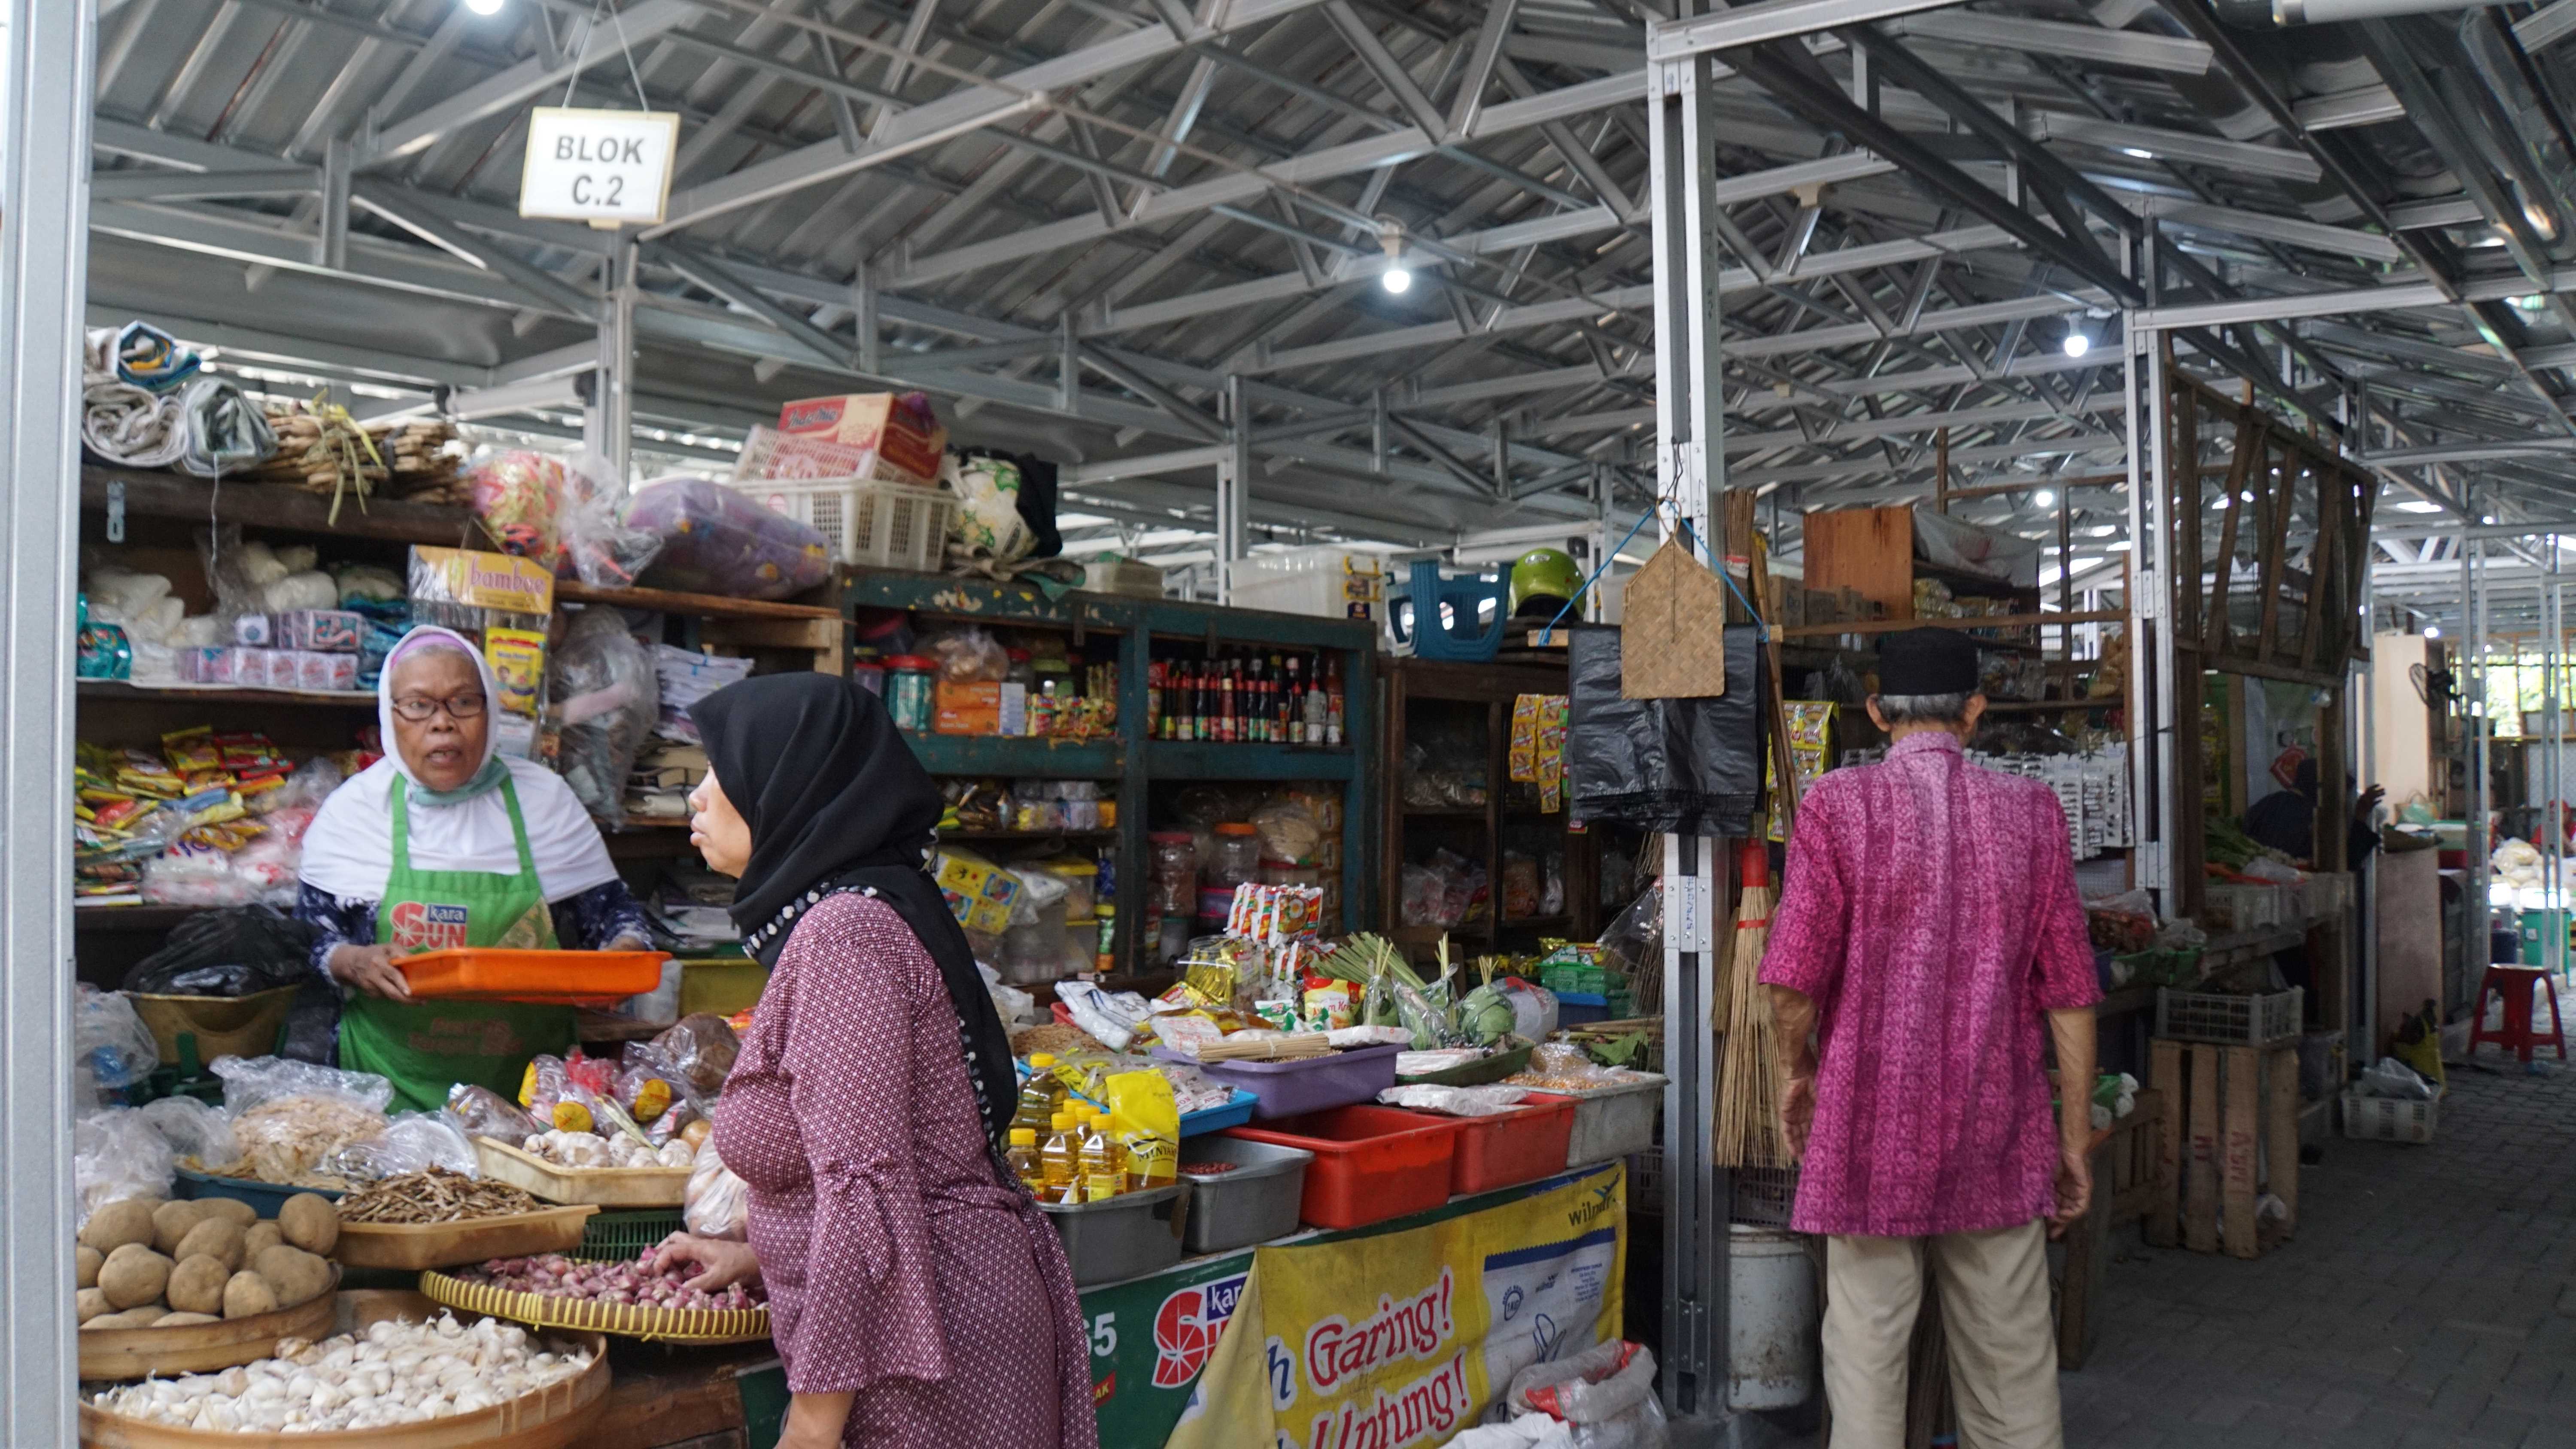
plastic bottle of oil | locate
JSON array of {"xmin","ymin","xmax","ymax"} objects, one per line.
[
  {"xmin": 1077, "ymin": 1107, "xmax": 1124, "ymax": 1203},
  {"xmin": 1005, "ymin": 1128, "xmax": 1044, "ymax": 1197},
  {"xmin": 1039, "ymin": 1111, "xmax": 1081, "ymax": 1204},
  {"xmin": 1011, "ymin": 1055, "xmax": 1060, "ymax": 1136}
]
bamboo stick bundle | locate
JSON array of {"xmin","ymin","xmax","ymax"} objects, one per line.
[{"xmin": 1713, "ymin": 841, "xmax": 1787, "ymax": 1168}]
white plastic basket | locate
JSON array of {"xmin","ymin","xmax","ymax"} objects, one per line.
[
  {"xmin": 728, "ymin": 475, "xmax": 958, "ymax": 572},
  {"xmin": 2341, "ymin": 1091, "xmax": 2437, "ymax": 1144}
]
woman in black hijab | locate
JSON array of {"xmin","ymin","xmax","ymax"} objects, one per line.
[{"xmin": 655, "ymin": 674, "xmax": 1096, "ymax": 1449}]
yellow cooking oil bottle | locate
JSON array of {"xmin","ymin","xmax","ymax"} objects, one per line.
[
  {"xmin": 1005, "ymin": 1128, "xmax": 1044, "ymax": 1197},
  {"xmin": 1040, "ymin": 1111, "xmax": 1081, "ymax": 1204},
  {"xmin": 1077, "ymin": 1106, "xmax": 1124, "ymax": 1203}
]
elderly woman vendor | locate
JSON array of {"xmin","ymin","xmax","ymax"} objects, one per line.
[{"xmin": 296, "ymin": 626, "xmax": 649, "ymax": 1111}]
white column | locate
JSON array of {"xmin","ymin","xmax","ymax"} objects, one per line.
[
  {"xmin": 583, "ymin": 233, "xmax": 638, "ymax": 481},
  {"xmin": 0, "ymin": 0, "xmax": 95, "ymax": 1437},
  {"xmin": 1217, "ymin": 375, "xmax": 1249, "ymax": 606},
  {"xmin": 1648, "ymin": 20, "xmax": 1726, "ymax": 1421}
]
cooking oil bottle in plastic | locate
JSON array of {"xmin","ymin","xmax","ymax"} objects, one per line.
[
  {"xmin": 1011, "ymin": 1055, "xmax": 1060, "ymax": 1136},
  {"xmin": 1005, "ymin": 1128, "xmax": 1044, "ymax": 1197},
  {"xmin": 1040, "ymin": 1112, "xmax": 1081, "ymax": 1204},
  {"xmin": 1078, "ymin": 1107, "xmax": 1123, "ymax": 1202}
]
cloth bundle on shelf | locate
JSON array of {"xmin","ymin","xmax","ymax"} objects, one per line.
[{"xmin": 79, "ymin": 323, "xmax": 276, "ymax": 477}]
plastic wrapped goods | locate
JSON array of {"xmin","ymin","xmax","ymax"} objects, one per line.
[
  {"xmin": 549, "ymin": 606, "xmax": 659, "ymax": 827},
  {"xmin": 75, "ymin": 986, "xmax": 160, "ymax": 1092},
  {"xmin": 683, "ymin": 1145, "xmax": 749, "ymax": 1240},
  {"xmin": 626, "ymin": 477, "xmax": 832, "ymax": 600},
  {"xmin": 651, "ymin": 1014, "xmax": 742, "ymax": 1095}
]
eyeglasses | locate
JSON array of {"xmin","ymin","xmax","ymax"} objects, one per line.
[{"xmin": 390, "ymin": 694, "xmax": 487, "ymax": 722}]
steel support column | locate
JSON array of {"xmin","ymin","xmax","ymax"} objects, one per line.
[
  {"xmin": 2, "ymin": 0, "xmax": 95, "ymax": 1436},
  {"xmin": 584, "ymin": 236, "xmax": 638, "ymax": 481},
  {"xmin": 1648, "ymin": 22, "xmax": 1727, "ymax": 1425},
  {"xmin": 1218, "ymin": 375, "xmax": 1251, "ymax": 605}
]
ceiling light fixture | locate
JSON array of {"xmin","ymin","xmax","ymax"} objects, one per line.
[
  {"xmin": 2061, "ymin": 328, "xmax": 2091, "ymax": 358},
  {"xmin": 2121, "ymin": 147, "xmax": 2154, "ymax": 159},
  {"xmin": 2032, "ymin": 488, "xmax": 2057, "ymax": 509},
  {"xmin": 2425, "ymin": 624, "xmax": 2441, "ymax": 638},
  {"xmin": 1378, "ymin": 221, "xmax": 1411, "ymax": 294},
  {"xmin": 464, "ymin": 0, "xmax": 504, "ymax": 13}
]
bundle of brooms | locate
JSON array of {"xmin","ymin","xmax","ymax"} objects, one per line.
[{"xmin": 1713, "ymin": 840, "xmax": 1788, "ymax": 1168}]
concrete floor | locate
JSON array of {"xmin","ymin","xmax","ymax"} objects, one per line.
[{"xmin": 2057, "ymin": 1055, "xmax": 2576, "ymax": 1449}]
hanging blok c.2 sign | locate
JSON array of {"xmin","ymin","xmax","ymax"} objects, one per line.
[{"xmin": 519, "ymin": 107, "xmax": 680, "ymax": 228}]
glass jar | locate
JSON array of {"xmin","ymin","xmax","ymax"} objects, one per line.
[
  {"xmin": 884, "ymin": 655, "xmax": 936, "ymax": 731},
  {"xmin": 1209, "ymin": 822, "xmax": 1263, "ymax": 888},
  {"xmin": 1148, "ymin": 830, "xmax": 1197, "ymax": 919}
]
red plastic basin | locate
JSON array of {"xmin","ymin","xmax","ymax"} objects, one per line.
[
  {"xmin": 1445, "ymin": 1096, "xmax": 1578, "ymax": 1196},
  {"xmin": 1223, "ymin": 1105, "xmax": 1462, "ymax": 1229}
]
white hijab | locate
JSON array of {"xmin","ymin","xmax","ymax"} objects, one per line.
[{"xmin": 298, "ymin": 626, "xmax": 621, "ymax": 904}]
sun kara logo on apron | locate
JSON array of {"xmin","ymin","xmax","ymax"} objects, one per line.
[{"xmin": 389, "ymin": 900, "xmax": 471, "ymax": 952}]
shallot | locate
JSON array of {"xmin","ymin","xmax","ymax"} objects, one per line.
[{"xmin": 462, "ymin": 1250, "xmax": 763, "ymax": 1312}]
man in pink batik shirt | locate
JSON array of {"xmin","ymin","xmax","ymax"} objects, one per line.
[{"xmin": 1759, "ymin": 626, "xmax": 2101, "ymax": 1449}]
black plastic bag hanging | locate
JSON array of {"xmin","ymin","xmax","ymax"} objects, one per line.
[
  {"xmin": 1567, "ymin": 623, "xmax": 1767, "ymax": 835},
  {"xmin": 121, "ymin": 905, "xmax": 318, "ymax": 997}
]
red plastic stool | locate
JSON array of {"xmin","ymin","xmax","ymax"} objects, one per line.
[{"xmin": 2468, "ymin": 965, "xmax": 2569, "ymax": 1064}]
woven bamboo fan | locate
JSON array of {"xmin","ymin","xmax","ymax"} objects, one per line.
[
  {"xmin": 418, "ymin": 1268, "xmax": 772, "ymax": 1346},
  {"xmin": 1621, "ymin": 538, "xmax": 1730, "ymax": 699}
]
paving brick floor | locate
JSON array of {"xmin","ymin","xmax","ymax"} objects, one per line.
[{"xmin": 2057, "ymin": 1058, "xmax": 2576, "ymax": 1449}]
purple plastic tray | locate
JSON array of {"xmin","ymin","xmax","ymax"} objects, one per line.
[{"xmin": 1154, "ymin": 1044, "xmax": 1402, "ymax": 1120}]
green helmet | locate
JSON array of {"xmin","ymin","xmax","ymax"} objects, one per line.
[{"xmin": 1509, "ymin": 547, "xmax": 1584, "ymax": 617}]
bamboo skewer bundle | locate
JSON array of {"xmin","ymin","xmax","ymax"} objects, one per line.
[
  {"xmin": 1714, "ymin": 840, "xmax": 1787, "ymax": 1169},
  {"xmin": 244, "ymin": 397, "xmax": 384, "ymax": 522},
  {"xmin": 374, "ymin": 418, "xmax": 468, "ymax": 503}
]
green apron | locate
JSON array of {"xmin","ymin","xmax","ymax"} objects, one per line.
[{"xmin": 340, "ymin": 776, "xmax": 574, "ymax": 1114}]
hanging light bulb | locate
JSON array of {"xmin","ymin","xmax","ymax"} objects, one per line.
[
  {"xmin": 1378, "ymin": 219, "xmax": 1410, "ymax": 294},
  {"xmin": 2032, "ymin": 488, "xmax": 2057, "ymax": 510},
  {"xmin": 2062, "ymin": 328, "xmax": 2091, "ymax": 358},
  {"xmin": 2426, "ymin": 624, "xmax": 2442, "ymax": 639},
  {"xmin": 464, "ymin": 0, "xmax": 504, "ymax": 13}
]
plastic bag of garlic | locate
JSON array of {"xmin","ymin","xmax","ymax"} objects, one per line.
[{"xmin": 87, "ymin": 1312, "xmax": 592, "ymax": 1434}]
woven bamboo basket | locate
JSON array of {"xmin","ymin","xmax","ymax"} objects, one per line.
[
  {"xmin": 332, "ymin": 1206, "xmax": 599, "ymax": 1272},
  {"xmin": 418, "ymin": 1266, "xmax": 771, "ymax": 1346}
]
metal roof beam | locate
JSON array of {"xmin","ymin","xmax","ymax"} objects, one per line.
[
  {"xmin": 650, "ymin": 0, "xmax": 1335, "ymax": 234},
  {"xmin": 349, "ymin": 183, "xmax": 599, "ymax": 320},
  {"xmin": 363, "ymin": 0, "xmax": 699, "ymax": 165},
  {"xmin": 89, "ymin": 167, "xmax": 320, "ymax": 202}
]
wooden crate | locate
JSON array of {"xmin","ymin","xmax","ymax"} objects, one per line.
[
  {"xmin": 2145, "ymin": 1039, "xmax": 2298, "ymax": 1258},
  {"xmin": 2054, "ymin": 1088, "xmax": 2166, "ymax": 1370}
]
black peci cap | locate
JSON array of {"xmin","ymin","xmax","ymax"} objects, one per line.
[{"xmin": 1877, "ymin": 626, "xmax": 1981, "ymax": 696}]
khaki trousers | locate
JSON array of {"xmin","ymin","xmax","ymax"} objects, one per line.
[{"xmin": 1821, "ymin": 1221, "xmax": 2063, "ymax": 1449}]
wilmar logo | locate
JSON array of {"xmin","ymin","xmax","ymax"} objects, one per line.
[
  {"xmin": 387, "ymin": 901, "xmax": 470, "ymax": 952},
  {"xmin": 1151, "ymin": 1273, "xmax": 1248, "ymax": 1388}
]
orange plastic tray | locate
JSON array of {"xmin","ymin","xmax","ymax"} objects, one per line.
[{"xmin": 398, "ymin": 949, "xmax": 668, "ymax": 1004}]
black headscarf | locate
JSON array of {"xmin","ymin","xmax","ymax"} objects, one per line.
[{"xmin": 690, "ymin": 673, "xmax": 1019, "ymax": 1156}]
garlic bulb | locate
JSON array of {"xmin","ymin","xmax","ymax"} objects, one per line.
[{"xmin": 88, "ymin": 1312, "xmax": 592, "ymax": 1433}]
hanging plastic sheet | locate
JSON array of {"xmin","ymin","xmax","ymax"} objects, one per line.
[{"xmin": 1567, "ymin": 623, "xmax": 1765, "ymax": 835}]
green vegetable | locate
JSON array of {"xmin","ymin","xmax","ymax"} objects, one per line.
[
  {"xmin": 1458, "ymin": 984, "xmax": 1519, "ymax": 1044},
  {"xmin": 1588, "ymin": 1031, "xmax": 1651, "ymax": 1069}
]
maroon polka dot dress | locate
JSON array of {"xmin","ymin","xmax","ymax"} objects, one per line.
[{"xmin": 715, "ymin": 893, "xmax": 1097, "ymax": 1448}]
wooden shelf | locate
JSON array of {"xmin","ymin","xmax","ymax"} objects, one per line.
[
  {"xmin": 1984, "ymin": 695, "xmax": 2125, "ymax": 714},
  {"xmin": 902, "ymin": 733, "xmax": 1123, "ymax": 778},
  {"xmin": 82, "ymin": 465, "xmax": 475, "ymax": 546},
  {"xmin": 1402, "ymin": 806, "xmax": 1489, "ymax": 818},
  {"xmin": 1148, "ymin": 740, "xmax": 1357, "ymax": 781},
  {"xmin": 556, "ymin": 579, "xmax": 838, "ymax": 622},
  {"xmin": 937, "ymin": 828, "xmax": 1118, "ymax": 843},
  {"xmin": 1776, "ymin": 610, "xmax": 2125, "ymax": 641},
  {"xmin": 78, "ymin": 680, "xmax": 377, "ymax": 708},
  {"xmin": 73, "ymin": 904, "xmax": 200, "ymax": 934}
]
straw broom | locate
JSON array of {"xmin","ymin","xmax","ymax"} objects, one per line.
[{"xmin": 1714, "ymin": 840, "xmax": 1786, "ymax": 1168}]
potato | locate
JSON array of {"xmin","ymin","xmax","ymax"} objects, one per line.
[
  {"xmin": 99, "ymin": 1244, "xmax": 172, "ymax": 1310},
  {"xmin": 154, "ymin": 1312, "xmax": 220, "ymax": 1327},
  {"xmin": 197, "ymin": 1198, "xmax": 258, "ymax": 1228},
  {"xmin": 150, "ymin": 1199, "xmax": 207, "ymax": 1257},
  {"xmin": 78, "ymin": 1199, "xmax": 158, "ymax": 1254},
  {"xmin": 167, "ymin": 1255, "xmax": 231, "ymax": 1316},
  {"xmin": 75, "ymin": 1246, "xmax": 103, "ymax": 1290},
  {"xmin": 175, "ymin": 1217, "xmax": 246, "ymax": 1273},
  {"xmin": 250, "ymin": 1245, "xmax": 331, "ymax": 1307},
  {"xmin": 222, "ymin": 1271, "xmax": 277, "ymax": 1320},
  {"xmin": 277, "ymin": 1194, "xmax": 339, "ymax": 1255},
  {"xmin": 75, "ymin": 1288, "xmax": 112, "ymax": 1325},
  {"xmin": 242, "ymin": 1222, "xmax": 283, "ymax": 1258}
]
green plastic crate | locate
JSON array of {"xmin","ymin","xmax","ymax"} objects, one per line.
[
  {"xmin": 1541, "ymin": 964, "xmax": 1616, "ymax": 995},
  {"xmin": 579, "ymin": 1208, "xmax": 687, "ymax": 1261}
]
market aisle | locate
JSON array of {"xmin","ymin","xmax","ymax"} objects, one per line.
[{"xmin": 2058, "ymin": 1062, "xmax": 2576, "ymax": 1449}]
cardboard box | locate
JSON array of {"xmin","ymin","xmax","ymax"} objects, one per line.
[
  {"xmin": 934, "ymin": 679, "xmax": 1002, "ymax": 736},
  {"xmin": 409, "ymin": 546, "xmax": 556, "ymax": 617},
  {"xmin": 772, "ymin": 394, "xmax": 946, "ymax": 485},
  {"xmin": 933, "ymin": 849, "xmax": 1021, "ymax": 935}
]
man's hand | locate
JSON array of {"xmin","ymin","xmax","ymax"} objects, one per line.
[
  {"xmin": 1778, "ymin": 1068, "xmax": 1817, "ymax": 1161},
  {"xmin": 2357, "ymin": 784, "xmax": 2386, "ymax": 818},
  {"xmin": 328, "ymin": 943, "xmax": 414, "ymax": 1002},
  {"xmin": 2049, "ymin": 1142, "xmax": 2094, "ymax": 1240}
]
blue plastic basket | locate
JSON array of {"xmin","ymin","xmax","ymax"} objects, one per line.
[
  {"xmin": 1394, "ymin": 560, "xmax": 1507, "ymax": 661},
  {"xmin": 1179, "ymin": 1088, "xmax": 1259, "ymax": 1137},
  {"xmin": 175, "ymin": 1167, "xmax": 343, "ymax": 1216}
]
